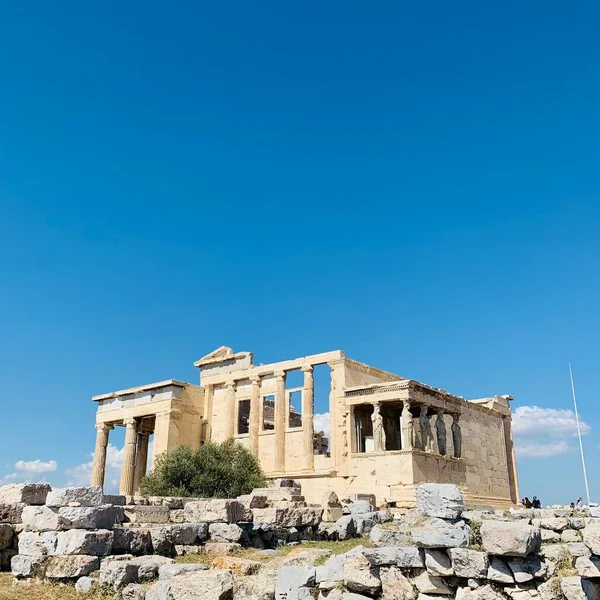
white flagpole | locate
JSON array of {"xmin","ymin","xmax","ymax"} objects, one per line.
[{"xmin": 569, "ymin": 362, "xmax": 591, "ymax": 506}]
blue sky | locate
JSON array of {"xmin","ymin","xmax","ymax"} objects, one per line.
[{"xmin": 1, "ymin": 1, "xmax": 599, "ymax": 504}]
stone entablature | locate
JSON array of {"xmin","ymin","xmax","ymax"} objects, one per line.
[{"xmin": 89, "ymin": 346, "xmax": 519, "ymax": 509}]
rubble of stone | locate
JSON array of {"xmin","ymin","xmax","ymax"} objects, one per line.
[{"xmin": 3, "ymin": 481, "xmax": 600, "ymax": 600}]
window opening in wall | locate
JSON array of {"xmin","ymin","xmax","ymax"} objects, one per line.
[
  {"xmin": 288, "ymin": 390, "xmax": 302, "ymax": 428},
  {"xmin": 285, "ymin": 369, "xmax": 303, "ymax": 389},
  {"xmin": 237, "ymin": 399, "xmax": 250, "ymax": 434},
  {"xmin": 354, "ymin": 404, "xmax": 374, "ymax": 453},
  {"xmin": 262, "ymin": 394, "xmax": 275, "ymax": 430}
]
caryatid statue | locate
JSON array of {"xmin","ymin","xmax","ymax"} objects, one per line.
[
  {"xmin": 452, "ymin": 413, "xmax": 462, "ymax": 458},
  {"xmin": 435, "ymin": 409, "xmax": 447, "ymax": 456},
  {"xmin": 371, "ymin": 402, "xmax": 386, "ymax": 452},
  {"xmin": 401, "ymin": 400, "xmax": 414, "ymax": 450},
  {"xmin": 419, "ymin": 406, "xmax": 434, "ymax": 452}
]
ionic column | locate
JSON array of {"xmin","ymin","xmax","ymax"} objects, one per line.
[
  {"xmin": 249, "ymin": 376, "xmax": 261, "ymax": 457},
  {"xmin": 224, "ymin": 381, "xmax": 236, "ymax": 439},
  {"xmin": 202, "ymin": 384, "xmax": 213, "ymax": 443},
  {"xmin": 119, "ymin": 418, "xmax": 138, "ymax": 496},
  {"xmin": 133, "ymin": 432, "xmax": 150, "ymax": 494},
  {"xmin": 503, "ymin": 415, "xmax": 520, "ymax": 504},
  {"xmin": 301, "ymin": 366, "xmax": 315, "ymax": 470},
  {"xmin": 401, "ymin": 401, "xmax": 414, "ymax": 450},
  {"xmin": 91, "ymin": 423, "xmax": 112, "ymax": 488},
  {"xmin": 274, "ymin": 371, "xmax": 286, "ymax": 472}
]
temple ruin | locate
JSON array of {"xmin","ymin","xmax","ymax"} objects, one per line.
[{"xmin": 90, "ymin": 347, "xmax": 519, "ymax": 508}]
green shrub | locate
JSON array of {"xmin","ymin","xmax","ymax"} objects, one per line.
[{"xmin": 140, "ymin": 440, "xmax": 267, "ymax": 498}]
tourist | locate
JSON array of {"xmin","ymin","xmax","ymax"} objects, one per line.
[
  {"xmin": 524, "ymin": 497, "xmax": 532, "ymax": 508},
  {"xmin": 577, "ymin": 497, "xmax": 583, "ymax": 509},
  {"xmin": 570, "ymin": 502, "xmax": 576, "ymax": 509},
  {"xmin": 532, "ymin": 496, "xmax": 541, "ymax": 509}
]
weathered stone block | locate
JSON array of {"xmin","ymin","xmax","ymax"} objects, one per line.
[
  {"xmin": 583, "ymin": 522, "xmax": 600, "ymax": 554},
  {"xmin": 103, "ymin": 494, "xmax": 126, "ymax": 506},
  {"xmin": 487, "ymin": 557, "xmax": 514, "ymax": 584},
  {"xmin": 562, "ymin": 529, "xmax": 582, "ymax": 543},
  {"xmin": 184, "ymin": 499, "xmax": 244, "ymax": 524},
  {"xmin": 334, "ymin": 515, "xmax": 357, "ymax": 541},
  {"xmin": 130, "ymin": 555, "xmax": 174, "ymax": 581},
  {"xmin": 149, "ymin": 527, "xmax": 175, "ymax": 557},
  {"xmin": 449, "ymin": 548, "xmax": 488, "ymax": 579},
  {"xmin": 22, "ymin": 505, "xmax": 67, "ymax": 532},
  {"xmin": 100, "ymin": 559, "xmax": 140, "ymax": 589},
  {"xmin": 507, "ymin": 556, "xmax": 547, "ymax": 583},
  {"xmin": 568, "ymin": 542, "xmax": 592, "ymax": 558},
  {"xmin": 540, "ymin": 544, "xmax": 573, "ymax": 577},
  {"xmin": 343, "ymin": 553, "xmax": 381, "ymax": 595},
  {"xmin": 45, "ymin": 555, "xmax": 99, "ymax": 579},
  {"xmin": 560, "ymin": 576, "xmax": 600, "ymax": 600},
  {"xmin": 17, "ymin": 531, "xmax": 58, "ymax": 556},
  {"xmin": 0, "ymin": 524, "xmax": 14, "ymax": 550},
  {"xmin": 168, "ymin": 523, "xmax": 202, "ymax": 545},
  {"xmin": 575, "ymin": 555, "xmax": 600, "ymax": 578},
  {"xmin": 171, "ymin": 568, "xmax": 235, "ymax": 600},
  {"xmin": 0, "ymin": 503, "xmax": 25, "ymax": 524},
  {"xmin": 122, "ymin": 583, "xmax": 148, "ymax": 600},
  {"xmin": 55, "ymin": 529, "xmax": 114, "ymax": 556},
  {"xmin": 58, "ymin": 505, "xmax": 124, "ymax": 529},
  {"xmin": 416, "ymin": 484, "xmax": 464, "ymax": 520},
  {"xmin": 75, "ymin": 576, "xmax": 98, "ymax": 592},
  {"xmin": 203, "ymin": 542, "xmax": 241, "ymax": 555},
  {"xmin": 412, "ymin": 570, "xmax": 453, "ymax": 595},
  {"xmin": 480, "ymin": 521, "xmax": 541, "ymax": 557},
  {"xmin": 159, "ymin": 563, "xmax": 208, "ymax": 580},
  {"xmin": 209, "ymin": 523, "xmax": 244, "ymax": 543},
  {"xmin": 211, "ymin": 556, "xmax": 261, "ymax": 575},
  {"xmin": 147, "ymin": 580, "xmax": 173, "ymax": 600},
  {"xmin": 363, "ymin": 546, "xmax": 424, "ymax": 568},
  {"xmin": 534, "ymin": 517, "xmax": 569, "ymax": 532},
  {"xmin": 253, "ymin": 507, "xmax": 323, "ymax": 528},
  {"xmin": 379, "ymin": 566, "xmax": 416, "ymax": 600},
  {"xmin": 45, "ymin": 486, "xmax": 103, "ymax": 507},
  {"xmin": 11, "ymin": 554, "xmax": 47, "ymax": 577},
  {"xmin": 125, "ymin": 505, "xmax": 171, "ymax": 524},
  {"xmin": 411, "ymin": 518, "xmax": 470, "ymax": 548},
  {"xmin": 276, "ymin": 566, "xmax": 317, "ymax": 600},
  {"xmin": 369, "ymin": 523, "xmax": 412, "ymax": 547},
  {"xmin": 0, "ymin": 484, "xmax": 51, "ymax": 505},
  {"xmin": 424, "ymin": 549, "xmax": 453, "ymax": 576}
]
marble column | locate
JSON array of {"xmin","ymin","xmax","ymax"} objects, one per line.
[
  {"xmin": 119, "ymin": 418, "xmax": 138, "ymax": 496},
  {"xmin": 249, "ymin": 376, "xmax": 261, "ymax": 457},
  {"xmin": 202, "ymin": 384, "xmax": 213, "ymax": 443},
  {"xmin": 401, "ymin": 401, "xmax": 414, "ymax": 450},
  {"xmin": 91, "ymin": 423, "xmax": 112, "ymax": 488},
  {"xmin": 133, "ymin": 432, "xmax": 150, "ymax": 494},
  {"xmin": 225, "ymin": 381, "xmax": 236, "ymax": 439},
  {"xmin": 452, "ymin": 413, "xmax": 462, "ymax": 458},
  {"xmin": 274, "ymin": 371, "xmax": 286, "ymax": 472},
  {"xmin": 503, "ymin": 415, "xmax": 520, "ymax": 503},
  {"xmin": 435, "ymin": 410, "xmax": 447, "ymax": 456},
  {"xmin": 301, "ymin": 365, "xmax": 314, "ymax": 470}
]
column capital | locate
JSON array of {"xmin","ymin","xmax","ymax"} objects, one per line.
[
  {"xmin": 123, "ymin": 418, "xmax": 137, "ymax": 427},
  {"xmin": 452, "ymin": 412, "xmax": 461, "ymax": 422},
  {"xmin": 274, "ymin": 371, "xmax": 286, "ymax": 380},
  {"xmin": 225, "ymin": 380, "xmax": 236, "ymax": 390},
  {"xmin": 402, "ymin": 399, "xmax": 411, "ymax": 410},
  {"xmin": 96, "ymin": 422, "xmax": 114, "ymax": 432},
  {"xmin": 436, "ymin": 408, "xmax": 445, "ymax": 416},
  {"xmin": 419, "ymin": 404, "xmax": 429, "ymax": 414},
  {"xmin": 250, "ymin": 376, "xmax": 261, "ymax": 385},
  {"xmin": 301, "ymin": 365, "xmax": 314, "ymax": 373}
]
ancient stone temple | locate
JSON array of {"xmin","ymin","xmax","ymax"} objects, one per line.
[{"xmin": 90, "ymin": 347, "xmax": 519, "ymax": 508}]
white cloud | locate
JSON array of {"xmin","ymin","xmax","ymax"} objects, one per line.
[
  {"xmin": 66, "ymin": 443, "xmax": 124, "ymax": 491},
  {"xmin": 15, "ymin": 459, "xmax": 57, "ymax": 474},
  {"xmin": 513, "ymin": 405, "xmax": 591, "ymax": 460},
  {"xmin": 314, "ymin": 412, "xmax": 330, "ymax": 440}
]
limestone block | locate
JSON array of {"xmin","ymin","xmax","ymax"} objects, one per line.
[
  {"xmin": 11, "ymin": 554, "xmax": 47, "ymax": 577},
  {"xmin": 480, "ymin": 521, "xmax": 541, "ymax": 557},
  {"xmin": 568, "ymin": 542, "xmax": 592, "ymax": 558},
  {"xmin": 563, "ymin": 530, "xmax": 583, "ymax": 543},
  {"xmin": 17, "ymin": 531, "xmax": 59, "ymax": 556},
  {"xmin": 58, "ymin": 505, "xmax": 124, "ymax": 529},
  {"xmin": 130, "ymin": 555, "xmax": 174, "ymax": 581},
  {"xmin": 321, "ymin": 553, "xmax": 345, "ymax": 583},
  {"xmin": 125, "ymin": 505, "xmax": 171, "ymax": 524},
  {"xmin": 583, "ymin": 523, "xmax": 600, "ymax": 554},
  {"xmin": 560, "ymin": 576, "xmax": 600, "ymax": 600},
  {"xmin": 275, "ymin": 566, "xmax": 317, "ymax": 600},
  {"xmin": 0, "ymin": 503, "xmax": 26, "ymax": 524},
  {"xmin": 487, "ymin": 557, "xmax": 514, "ymax": 584},
  {"xmin": 22, "ymin": 505, "xmax": 67, "ymax": 532},
  {"xmin": 354, "ymin": 513, "xmax": 380, "ymax": 536},
  {"xmin": 168, "ymin": 523, "xmax": 202, "ymax": 545},
  {"xmin": 380, "ymin": 566, "xmax": 416, "ymax": 600},
  {"xmin": 170, "ymin": 510, "xmax": 187, "ymax": 523},
  {"xmin": 183, "ymin": 499, "xmax": 244, "ymax": 524},
  {"xmin": 238, "ymin": 493, "xmax": 269, "ymax": 509},
  {"xmin": 75, "ymin": 576, "xmax": 98, "ymax": 593},
  {"xmin": 348, "ymin": 501, "xmax": 374, "ymax": 515},
  {"xmin": 411, "ymin": 518, "xmax": 470, "ymax": 548},
  {"xmin": 147, "ymin": 581, "xmax": 173, "ymax": 600},
  {"xmin": 0, "ymin": 524, "xmax": 14, "ymax": 550},
  {"xmin": 570, "ymin": 518, "xmax": 587, "ymax": 530},
  {"xmin": 343, "ymin": 553, "xmax": 381, "ymax": 595},
  {"xmin": 45, "ymin": 555, "xmax": 99, "ymax": 579},
  {"xmin": 507, "ymin": 556, "xmax": 547, "ymax": 583},
  {"xmin": 171, "ymin": 568, "xmax": 235, "ymax": 600},
  {"xmin": 363, "ymin": 546, "xmax": 424, "ymax": 568},
  {"xmin": 208, "ymin": 523, "xmax": 244, "ymax": 543},
  {"xmin": 334, "ymin": 515, "xmax": 357, "ymax": 541},
  {"xmin": 55, "ymin": 529, "xmax": 114, "ymax": 556},
  {"xmin": 104, "ymin": 494, "xmax": 126, "ymax": 506},
  {"xmin": 45, "ymin": 486, "xmax": 103, "ymax": 507},
  {"xmin": 203, "ymin": 542, "xmax": 241, "ymax": 555},
  {"xmin": 503, "ymin": 584, "xmax": 542, "ymax": 600},
  {"xmin": 149, "ymin": 527, "xmax": 175, "ymax": 557},
  {"xmin": 122, "ymin": 583, "xmax": 148, "ymax": 600},
  {"xmin": 211, "ymin": 556, "xmax": 261, "ymax": 575},
  {"xmin": 538, "ymin": 578, "xmax": 563, "ymax": 600},
  {"xmin": 449, "ymin": 548, "xmax": 488, "ymax": 578},
  {"xmin": 415, "ymin": 484, "xmax": 464, "ymax": 520},
  {"xmin": 159, "ymin": 563, "xmax": 209, "ymax": 580},
  {"xmin": 369, "ymin": 524, "xmax": 412, "ymax": 547},
  {"xmin": 541, "ymin": 530, "xmax": 561, "ymax": 544},
  {"xmin": 253, "ymin": 507, "xmax": 323, "ymax": 528},
  {"xmin": 112, "ymin": 527, "xmax": 153, "ymax": 555},
  {"xmin": 234, "ymin": 568, "xmax": 278, "ymax": 600},
  {"xmin": 511, "ymin": 509, "xmax": 534, "ymax": 521},
  {"xmin": 575, "ymin": 555, "xmax": 600, "ymax": 578},
  {"xmin": 456, "ymin": 585, "xmax": 503, "ymax": 600},
  {"xmin": 175, "ymin": 545, "xmax": 203, "ymax": 556},
  {"xmin": 533, "ymin": 517, "xmax": 569, "ymax": 532},
  {"xmin": 411, "ymin": 570, "xmax": 453, "ymax": 595},
  {"xmin": 100, "ymin": 559, "xmax": 140, "ymax": 589},
  {"xmin": 0, "ymin": 483, "xmax": 51, "ymax": 505},
  {"xmin": 540, "ymin": 544, "xmax": 573, "ymax": 576},
  {"xmin": 424, "ymin": 550, "xmax": 453, "ymax": 576}
]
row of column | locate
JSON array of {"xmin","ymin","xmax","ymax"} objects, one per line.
[
  {"xmin": 91, "ymin": 419, "xmax": 151, "ymax": 496},
  {"xmin": 220, "ymin": 366, "xmax": 316, "ymax": 473},
  {"xmin": 370, "ymin": 400, "xmax": 462, "ymax": 458}
]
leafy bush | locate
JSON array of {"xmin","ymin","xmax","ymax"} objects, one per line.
[{"xmin": 140, "ymin": 440, "xmax": 267, "ymax": 498}]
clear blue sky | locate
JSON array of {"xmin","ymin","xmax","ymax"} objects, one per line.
[{"xmin": 1, "ymin": 1, "xmax": 599, "ymax": 504}]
